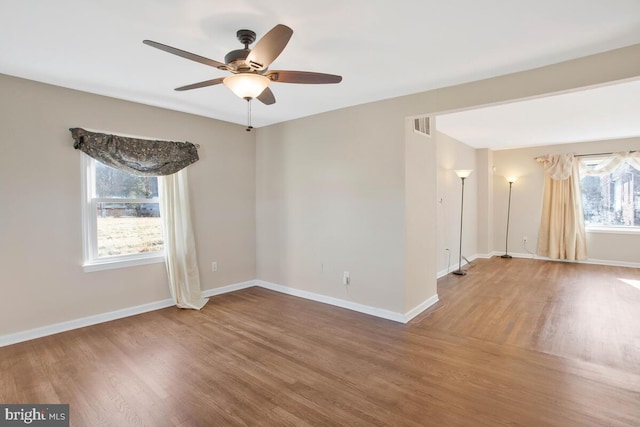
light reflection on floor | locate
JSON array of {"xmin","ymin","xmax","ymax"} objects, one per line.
[{"xmin": 618, "ymin": 278, "xmax": 640, "ymax": 290}]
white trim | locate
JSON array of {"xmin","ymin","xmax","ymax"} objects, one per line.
[
  {"xmin": 586, "ymin": 226, "xmax": 640, "ymax": 235},
  {"xmin": 201, "ymin": 280, "xmax": 256, "ymax": 297},
  {"xmin": 501, "ymin": 251, "xmax": 537, "ymax": 260},
  {"xmin": 256, "ymin": 280, "xmax": 408, "ymax": 323},
  {"xmin": 582, "ymin": 258, "xmax": 640, "ymax": 268},
  {"xmin": 80, "ymin": 153, "xmax": 92, "ymax": 265},
  {"xmin": 0, "ymin": 278, "xmax": 439, "ymax": 347},
  {"xmin": 0, "ymin": 298, "xmax": 175, "ymax": 348},
  {"xmin": 80, "ymin": 154, "xmax": 165, "ymax": 271},
  {"xmin": 256, "ymin": 280, "xmax": 438, "ymax": 323},
  {"xmin": 439, "ymin": 251, "xmax": 640, "ymax": 274},
  {"xmin": 481, "ymin": 251, "xmax": 640, "ymax": 269},
  {"xmin": 506, "ymin": 251, "xmax": 640, "ymax": 269},
  {"xmin": 0, "ymin": 280, "xmax": 256, "ymax": 347},
  {"xmin": 404, "ymin": 294, "xmax": 440, "ymax": 322},
  {"xmin": 83, "ymin": 254, "xmax": 165, "ymax": 272},
  {"xmin": 436, "ymin": 254, "xmax": 483, "ymax": 278},
  {"xmin": 94, "ymin": 197, "xmax": 161, "ymax": 204},
  {"xmin": 474, "ymin": 253, "xmax": 494, "ymax": 259},
  {"xmin": 436, "ymin": 269, "xmax": 448, "ymax": 279}
]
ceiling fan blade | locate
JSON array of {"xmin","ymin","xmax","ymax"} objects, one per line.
[
  {"xmin": 246, "ymin": 24, "xmax": 293, "ymax": 71},
  {"xmin": 257, "ymin": 87, "xmax": 276, "ymax": 105},
  {"xmin": 143, "ymin": 40, "xmax": 228, "ymax": 70},
  {"xmin": 265, "ymin": 70, "xmax": 342, "ymax": 84},
  {"xmin": 175, "ymin": 77, "xmax": 225, "ymax": 91}
]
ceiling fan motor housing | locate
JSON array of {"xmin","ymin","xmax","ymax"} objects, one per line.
[
  {"xmin": 225, "ymin": 48, "xmax": 252, "ymax": 70},
  {"xmin": 225, "ymin": 29, "xmax": 258, "ymax": 71}
]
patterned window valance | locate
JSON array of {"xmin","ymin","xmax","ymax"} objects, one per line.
[{"xmin": 70, "ymin": 128, "xmax": 199, "ymax": 176}]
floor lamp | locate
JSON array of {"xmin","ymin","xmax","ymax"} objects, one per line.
[
  {"xmin": 453, "ymin": 169, "xmax": 472, "ymax": 276},
  {"xmin": 501, "ymin": 176, "xmax": 517, "ymax": 259}
]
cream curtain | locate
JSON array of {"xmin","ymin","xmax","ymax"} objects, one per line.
[
  {"xmin": 535, "ymin": 154, "xmax": 587, "ymax": 261},
  {"xmin": 579, "ymin": 151, "xmax": 640, "ymax": 176},
  {"xmin": 160, "ymin": 169, "xmax": 208, "ymax": 310}
]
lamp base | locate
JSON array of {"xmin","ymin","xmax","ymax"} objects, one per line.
[
  {"xmin": 500, "ymin": 254, "xmax": 513, "ymax": 259},
  {"xmin": 452, "ymin": 269, "xmax": 467, "ymax": 276}
]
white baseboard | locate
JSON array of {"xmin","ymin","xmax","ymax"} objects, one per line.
[
  {"xmin": 437, "ymin": 254, "xmax": 482, "ymax": 278},
  {"xmin": 404, "ymin": 294, "xmax": 440, "ymax": 322},
  {"xmin": 256, "ymin": 280, "xmax": 406, "ymax": 323},
  {"xmin": 1, "ymin": 278, "xmax": 440, "ymax": 346},
  {"xmin": 0, "ymin": 298, "xmax": 175, "ymax": 348},
  {"xmin": 201, "ymin": 280, "xmax": 256, "ymax": 297},
  {"xmin": 504, "ymin": 251, "xmax": 640, "ymax": 268},
  {"xmin": 474, "ymin": 253, "xmax": 494, "ymax": 259},
  {"xmin": 499, "ymin": 251, "xmax": 534, "ymax": 259},
  {"xmin": 256, "ymin": 280, "xmax": 438, "ymax": 324},
  {"xmin": 461, "ymin": 251, "xmax": 640, "ymax": 269},
  {"xmin": 0, "ymin": 280, "xmax": 257, "ymax": 348},
  {"xmin": 582, "ymin": 258, "xmax": 640, "ymax": 268}
]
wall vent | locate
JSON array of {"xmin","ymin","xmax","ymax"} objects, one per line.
[{"xmin": 413, "ymin": 117, "xmax": 431, "ymax": 136}]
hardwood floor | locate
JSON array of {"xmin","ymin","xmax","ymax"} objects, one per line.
[{"xmin": 2, "ymin": 258, "xmax": 640, "ymax": 426}]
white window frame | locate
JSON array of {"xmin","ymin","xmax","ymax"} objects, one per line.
[
  {"xmin": 580, "ymin": 155, "xmax": 640, "ymax": 235},
  {"xmin": 81, "ymin": 154, "xmax": 165, "ymax": 272},
  {"xmin": 585, "ymin": 226, "xmax": 640, "ymax": 234}
]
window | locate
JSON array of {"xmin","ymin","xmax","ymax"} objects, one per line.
[
  {"xmin": 81, "ymin": 154, "xmax": 164, "ymax": 271},
  {"xmin": 580, "ymin": 158, "xmax": 640, "ymax": 230}
]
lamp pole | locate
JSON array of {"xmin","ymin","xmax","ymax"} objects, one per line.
[
  {"xmin": 501, "ymin": 177, "xmax": 517, "ymax": 259},
  {"xmin": 453, "ymin": 170, "xmax": 472, "ymax": 276}
]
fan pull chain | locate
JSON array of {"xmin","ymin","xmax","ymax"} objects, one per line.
[{"xmin": 246, "ymin": 99, "xmax": 253, "ymax": 132}]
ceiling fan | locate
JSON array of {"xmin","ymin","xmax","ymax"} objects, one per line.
[{"xmin": 143, "ymin": 24, "xmax": 342, "ymax": 130}]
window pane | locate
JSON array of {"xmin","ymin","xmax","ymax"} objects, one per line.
[
  {"xmin": 581, "ymin": 162, "xmax": 640, "ymax": 227},
  {"xmin": 96, "ymin": 203, "xmax": 163, "ymax": 257},
  {"xmin": 95, "ymin": 162, "xmax": 159, "ymax": 199}
]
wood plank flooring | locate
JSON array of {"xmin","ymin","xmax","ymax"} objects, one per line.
[{"xmin": 1, "ymin": 258, "xmax": 640, "ymax": 426}]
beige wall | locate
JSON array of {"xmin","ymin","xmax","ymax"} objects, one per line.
[
  {"xmin": 476, "ymin": 149, "xmax": 494, "ymax": 256},
  {"xmin": 256, "ymin": 101, "xmax": 409, "ymax": 313},
  {"xmin": 435, "ymin": 131, "xmax": 478, "ymax": 274},
  {"xmin": 254, "ymin": 107, "xmax": 441, "ymax": 317},
  {"xmin": 0, "ymin": 74, "xmax": 256, "ymax": 336},
  {"xmin": 404, "ymin": 119, "xmax": 438, "ymax": 312},
  {"xmin": 492, "ymin": 137, "xmax": 640, "ymax": 264}
]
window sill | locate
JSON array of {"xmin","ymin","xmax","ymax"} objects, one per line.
[
  {"xmin": 586, "ymin": 227, "xmax": 640, "ymax": 235},
  {"xmin": 83, "ymin": 254, "xmax": 165, "ymax": 273}
]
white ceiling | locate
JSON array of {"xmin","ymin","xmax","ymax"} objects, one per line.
[
  {"xmin": 1, "ymin": 0, "xmax": 640, "ymax": 141},
  {"xmin": 437, "ymin": 79, "xmax": 640, "ymax": 150}
]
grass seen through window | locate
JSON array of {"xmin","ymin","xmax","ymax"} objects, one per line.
[{"xmin": 97, "ymin": 216, "xmax": 163, "ymax": 257}]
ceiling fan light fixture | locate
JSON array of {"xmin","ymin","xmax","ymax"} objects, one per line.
[{"xmin": 223, "ymin": 74, "xmax": 270, "ymax": 99}]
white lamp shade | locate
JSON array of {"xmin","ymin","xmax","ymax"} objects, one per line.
[
  {"xmin": 455, "ymin": 169, "xmax": 473, "ymax": 179},
  {"xmin": 506, "ymin": 176, "xmax": 518, "ymax": 183},
  {"xmin": 223, "ymin": 74, "xmax": 270, "ymax": 99}
]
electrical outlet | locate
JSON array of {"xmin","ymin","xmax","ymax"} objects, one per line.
[
  {"xmin": 212, "ymin": 261, "xmax": 218, "ymax": 272},
  {"xmin": 343, "ymin": 271, "xmax": 350, "ymax": 285},
  {"xmin": 523, "ymin": 237, "xmax": 528, "ymax": 245}
]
